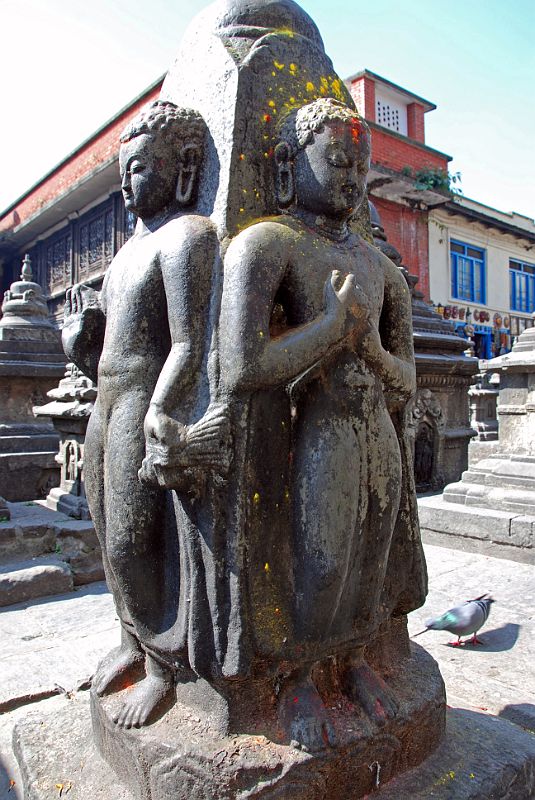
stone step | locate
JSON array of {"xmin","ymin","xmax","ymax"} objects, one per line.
[
  {"xmin": 0, "ymin": 501, "xmax": 105, "ymax": 594},
  {"xmin": 0, "ymin": 555, "xmax": 73, "ymax": 607}
]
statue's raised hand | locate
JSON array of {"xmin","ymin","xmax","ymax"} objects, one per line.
[
  {"xmin": 324, "ymin": 270, "xmax": 370, "ymax": 338},
  {"xmin": 62, "ymin": 284, "xmax": 105, "ymax": 381}
]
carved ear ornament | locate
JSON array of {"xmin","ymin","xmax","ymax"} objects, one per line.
[
  {"xmin": 274, "ymin": 141, "xmax": 294, "ymax": 206},
  {"xmin": 176, "ymin": 144, "xmax": 200, "ymax": 206}
]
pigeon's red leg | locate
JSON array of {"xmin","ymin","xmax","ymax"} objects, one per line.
[
  {"xmin": 448, "ymin": 637, "xmax": 463, "ymax": 647},
  {"xmin": 470, "ymin": 633, "xmax": 484, "ymax": 645}
]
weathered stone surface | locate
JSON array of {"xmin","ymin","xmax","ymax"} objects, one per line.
[
  {"xmin": 34, "ymin": 362, "xmax": 96, "ymax": 520},
  {"xmin": 0, "ymin": 556, "xmax": 72, "ymax": 607},
  {"xmin": 0, "ymin": 502, "xmax": 103, "ymax": 588},
  {"xmin": 91, "ymin": 640, "xmax": 444, "ymax": 800},
  {"xmin": 431, "ymin": 320, "xmax": 535, "ymax": 553},
  {"xmin": 375, "ymin": 708, "xmax": 535, "ymax": 799},
  {"xmin": 0, "ymin": 256, "xmax": 66, "ymax": 502},
  {"xmin": 12, "ymin": 698, "xmax": 535, "ymax": 800},
  {"xmin": 13, "ymin": 695, "xmax": 133, "ymax": 800},
  {"xmin": 0, "ymin": 582, "xmax": 117, "ymax": 713},
  {"xmin": 53, "ymin": 2, "xmax": 441, "ymax": 797}
]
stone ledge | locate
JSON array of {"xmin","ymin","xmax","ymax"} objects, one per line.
[
  {"xmin": 418, "ymin": 495, "xmax": 535, "ymax": 561},
  {"xmin": 0, "ymin": 555, "xmax": 73, "ymax": 607},
  {"xmin": 13, "ymin": 695, "xmax": 535, "ymax": 800}
]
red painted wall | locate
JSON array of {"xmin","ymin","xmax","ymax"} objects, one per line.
[{"xmin": 372, "ymin": 196, "xmax": 430, "ymax": 301}]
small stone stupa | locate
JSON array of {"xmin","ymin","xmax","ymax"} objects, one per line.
[
  {"xmin": 370, "ymin": 203, "xmax": 478, "ymax": 491},
  {"xmin": 34, "ymin": 362, "xmax": 96, "ymax": 519},
  {"xmin": 0, "ymin": 255, "xmax": 66, "ymax": 501},
  {"xmin": 419, "ymin": 318, "xmax": 535, "ymax": 560}
]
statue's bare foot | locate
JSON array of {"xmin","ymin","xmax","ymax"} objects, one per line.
[
  {"xmin": 112, "ymin": 673, "xmax": 174, "ymax": 728},
  {"xmin": 278, "ymin": 673, "xmax": 336, "ymax": 752},
  {"xmin": 343, "ymin": 661, "xmax": 398, "ymax": 725},
  {"xmin": 94, "ymin": 639, "xmax": 144, "ymax": 697}
]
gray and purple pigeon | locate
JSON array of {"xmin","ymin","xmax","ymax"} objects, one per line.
[{"xmin": 414, "ymin": 594, "xmax": 494, "ymax": 646}]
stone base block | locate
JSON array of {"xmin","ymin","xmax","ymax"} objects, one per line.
[
  {"xmin": 0, "ymin": 450, "xmax": 59, "ymax": 502},
  {"xmin": 418, "ymin": 494, "xmax": 535, "ymax": 563},
  {"xmin": 89, "ymin": 643, "xmax": 445, "ymax": 800},
  {"xmin": 13, "ymin": 692, "xmax": 535, "ymax": 800}
]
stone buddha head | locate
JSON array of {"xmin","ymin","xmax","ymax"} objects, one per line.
[
  {"xmin": 119, "ymin": 100, "xmax": 207, "ymax": 222},
  {"xmin": 275, "ymin": 97, "xmax": 371, "ymax": 222}
]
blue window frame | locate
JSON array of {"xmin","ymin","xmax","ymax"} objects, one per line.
[
  {"xmin": 510, "ymin": 259, "xmax": 535, "ymax": 313},
  {"xmin": 450, "ymin": 240, "xmax": 486, "ymax": 303}
]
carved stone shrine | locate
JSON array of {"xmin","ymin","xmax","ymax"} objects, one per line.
[
  {"xmin": 419, "ymin": 318, "xmax": 535, "ymax": 560},
  {"xmin": 0, "ymin": 254, "xmax": 66, "ymax": 501},
  {"xmin": 34, "ymin": 362, "xmax": 96, "ymax": 519},
  {"xmin": 17, "ymin": 1, "xmax": 449, "ymax": 797}
]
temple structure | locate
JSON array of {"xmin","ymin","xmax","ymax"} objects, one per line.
[{"xmin": 0, "ymin": 255, "xmax": 66, "ymax": 500}]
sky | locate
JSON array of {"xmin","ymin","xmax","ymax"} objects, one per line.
[{"xmin": 1, "ymin": 0, "xmax": 534, "ymax": 218}]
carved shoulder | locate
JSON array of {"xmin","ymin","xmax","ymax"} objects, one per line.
[{"xmin": 225, "ymin": 218, "xmax": 298, "ymax": 271}]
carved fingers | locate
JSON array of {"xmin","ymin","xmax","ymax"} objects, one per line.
[
  {"xmin": 139, "ymin": 403, "xmax": 233, "ymax": 489},
  {"xmin": 324, "ymin": 270, "xmax": 371, "ymax": 336},
  {"xmin": 64, "ymin": 283, "xmax": 100, "ymax": 318}
]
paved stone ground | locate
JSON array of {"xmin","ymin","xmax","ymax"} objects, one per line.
[{"xmin": 1, "ymin": 543, "xmax": 534, "ymax": 799}]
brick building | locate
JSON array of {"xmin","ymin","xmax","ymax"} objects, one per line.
[
  {"xmin": 0, "ymin": 69, "xmax": 453, "ymax": 314},
  {"xmin": 346, "ymin": 70, "xmax": 452, "ymax": 301}
]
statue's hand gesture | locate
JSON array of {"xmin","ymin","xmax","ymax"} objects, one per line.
[
  {"xmin": 64, "ymin": 284, "xmax": 100, "ymax": 319},
  {"xmin": 324, "ymin": 270, "xmax": 371, "ymax": 338},
  {"xmin": 62, "ymin": 284, "xmax": 104, "ymax": 368}
]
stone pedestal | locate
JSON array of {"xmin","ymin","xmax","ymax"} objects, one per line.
[
  {"xmin": 0, "ymin": 255, "xmax": 66, "ymax": 501},
  {"xmin": 90, "ymin": 627, "xmax": 445, "ymax": 800},
  {"xmin": 34, "ymin": 363, "xmax": 96, "ymax": 519},
  {"xmin": 370, "ymin": 204, "xmax": 478, "ymax": 491},
  {"xmin": 14, "ymin": 692, "xmax": 535, "ymax": 800},
  {"xmin": 419, "ymin": 320, "xmax": 535, "ymax": 558}
]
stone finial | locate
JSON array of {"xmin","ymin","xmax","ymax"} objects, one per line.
[{"xmin": 21, "ymin": 253, "xmax": 33, "ymax": 282}]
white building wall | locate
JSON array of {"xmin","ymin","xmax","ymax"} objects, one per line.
[{"xmin": 429, "ymin": 206, "xmax": 535, "ymax": 321}]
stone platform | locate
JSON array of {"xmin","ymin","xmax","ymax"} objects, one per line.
[
  {"xmin": 12, "ymin": 693, "xmax": 535, "ymax": 800},
  {"xmin": 418, "ymin": 493, "xmax": 535, "ymax": 565}
]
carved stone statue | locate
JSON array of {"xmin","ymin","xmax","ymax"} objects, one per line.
[
  {"xmin": 63, "ymin": 100, "xmax": 227, "ymax": 728},
  {"xmin": 218, "ymin": 98, "xmax": 425, "ymax": 749},
  {"xmin": 60, "ymin": 3, "xmax": 445, "ymax": 797}
]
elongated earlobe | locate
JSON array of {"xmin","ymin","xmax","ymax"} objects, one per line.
[
  {"xmin": 274, "ymin": 141, "xmax": 294, "ymax": 206},
  {"xmin": 176, "ymin": 144, "xmax": 200, "ymax": 206}
]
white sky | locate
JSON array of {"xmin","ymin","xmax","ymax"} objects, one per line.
[{"xmin": 1, "ymin": 0, "xmax": 534, "ymax": 219}]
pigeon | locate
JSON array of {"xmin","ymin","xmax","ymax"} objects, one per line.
[{"xmin": 413, "ymin": 594, "xmax": 494, "ymax": 646}]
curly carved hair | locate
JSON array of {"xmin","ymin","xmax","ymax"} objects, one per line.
[
  {"xmin": 278, "ymin": 97, "xmax": 370, "ymax": 162},
  {"xmin": 120, "ymin": 100, "xmax": 206, "ymax": 156}
]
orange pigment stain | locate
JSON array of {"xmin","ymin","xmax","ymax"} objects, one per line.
[
  {"xmin": 263, "ymin": 114, "xmax": 271, "ymax": 123},
  {"xmin": 239, "ymin": 153, "xmax": 245, "ymax": 160}
]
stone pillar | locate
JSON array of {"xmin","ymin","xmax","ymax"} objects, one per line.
[
  {"xmin": 419, "ymin": 317, "xmax": 535, "ymax": 556},
  {"xmin": 0, "ymin": 255, "xmax": 66, "ymax": 500},
  {"xmin": 34, "ymin": 363, "xmax": 96, "ymax": 519}
]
